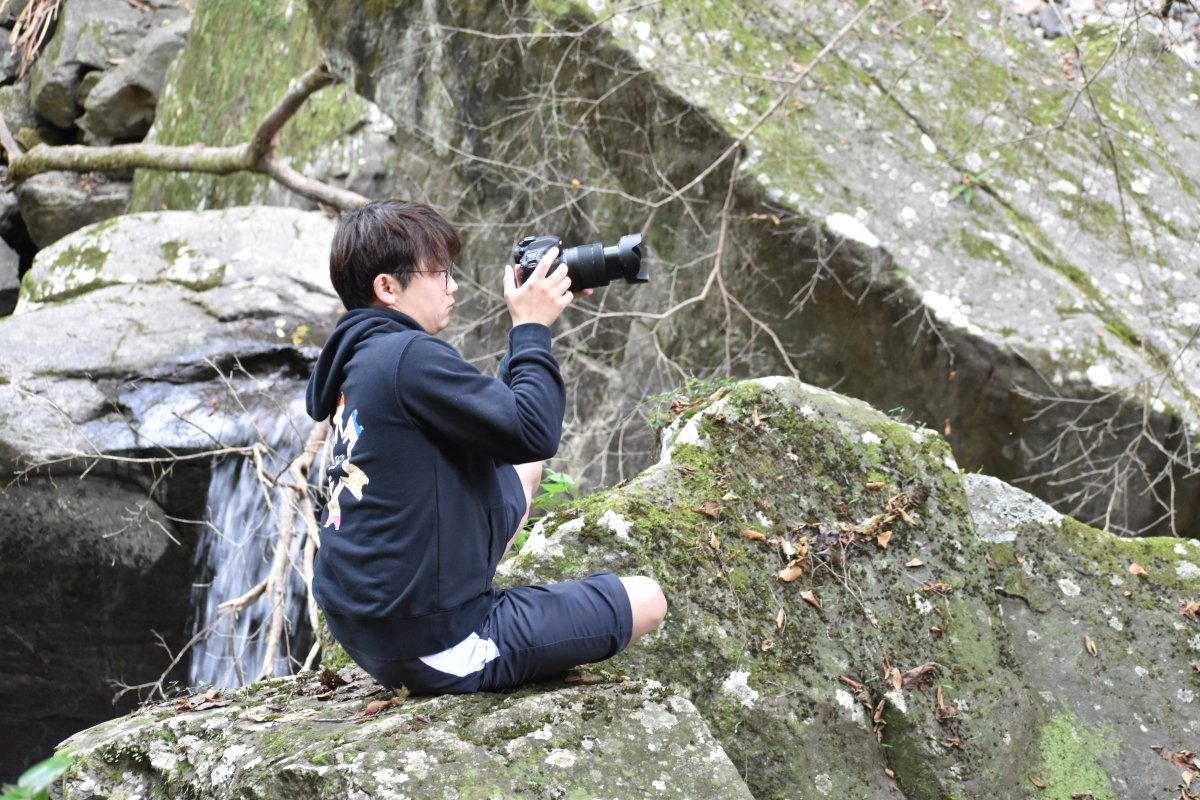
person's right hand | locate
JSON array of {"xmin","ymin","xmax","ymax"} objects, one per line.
[{"xmin": 503, "ymin": 246, "xmax": 575, "ymax": 328}]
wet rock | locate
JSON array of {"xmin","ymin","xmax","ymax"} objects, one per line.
[
  {"xmin": 0, "ymin": 206, "xmax": 337, "ymax": 782},
  {"xmin": 16, "ymin": 171, "xmax": 130, "ymax": 247},
  {"xmin": 0, "ymin": 206, "xmax": 338, "ymax": 473},
  {"xmin": 78, "ymin": 15, "xmax": 190, "ymax": 143},
  {"xmin": 0, "ymin": 476, "xmax": 193, "ymax": 783}
]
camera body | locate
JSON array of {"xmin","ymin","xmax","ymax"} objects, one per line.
[{"xmin": 512, "ymin": 233, "xmax": 647, "ymax": 292}]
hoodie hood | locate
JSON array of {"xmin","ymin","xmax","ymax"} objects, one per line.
[{"xmin": 306, "ymin": 307, "xmax": 421, "ymax": 420}]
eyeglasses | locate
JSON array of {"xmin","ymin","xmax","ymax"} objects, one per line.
[{"xmin": 416, "ymin": 263, "xmax": 455, "ymax": 289}]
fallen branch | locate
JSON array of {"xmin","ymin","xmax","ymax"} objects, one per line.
[{"xmin": 2, "ymin": 65, "xmax": 370, "ymax": 212}]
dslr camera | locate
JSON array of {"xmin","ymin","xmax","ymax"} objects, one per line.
[{"xmin": 512, "ymin": 233, "xmax": 647, "ymax": 292}]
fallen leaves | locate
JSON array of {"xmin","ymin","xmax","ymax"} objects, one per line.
[
  {"xmin": 740, "ymin": 529, "xmax": 767, "ymax": 542},
  {"xmin": 1129, "ymin": 563, "xmax": 1149, "ymax": 578},
  {"xmin": 778, "ymin": 562, "xmax": 806, "ymax": 582},
  {"xmin": 799, "ymin": 590, "xmax": 822, "ymax": 611},
  {"xmin": 882, "ymin": 652, "xmax": 902, "ymax": 693},
  {"xmin": 174, "ymin": 689, "xmax": 230, "ymax": 713},
  {"xmin": 902, "ymin": 662, "xmax": 940, "ymax": 690},
  {"xmin": 694, "ymin": 500, "xmax": 722, "ymax": 519},
  {"xmin": 1181, "ymin": 600, "xmax": 1200, "ymax": 621},
  {"xmin": 358, "ymin": 696, "xmax": 404, "ymax": 718},
  {"xmin": 1028, "ymin": 773, "xmax": 1047, "ymax": 790},
  {"xmin": 1084, "ymin": 635, "xmax": 1098, "ymax": 658},
  {"xmin": 775, "ymin": 607, "xmax": 786, "ymax": 630},
  {"xmin": 905, "ymin": 558, "xmax": 925, "ymax": 568}
]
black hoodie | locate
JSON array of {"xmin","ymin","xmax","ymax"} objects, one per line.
[{"xmin": 306, "ymin": 307, "xmax": 564, "ymax": 659}]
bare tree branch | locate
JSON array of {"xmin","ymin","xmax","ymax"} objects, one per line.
[{"xmin": 2, "ymin": 65, "xmax": 370, "ymax": 211}]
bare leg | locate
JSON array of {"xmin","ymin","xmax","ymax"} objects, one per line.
[
  {"xmin": 619, "ymin": 576, "xmax": 667, "ymax": 645},
  {"xmin": 503, "ymin": 461, "xmax": 543, "ymax": 558}
]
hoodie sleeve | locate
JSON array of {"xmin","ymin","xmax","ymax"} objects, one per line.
[{"xmin": 396, "ymin": 324, "xmax": 564, "ymax": 462}]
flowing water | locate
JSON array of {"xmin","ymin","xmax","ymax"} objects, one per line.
[{"xmin": 189, "ymin": 409, "xmax": 316, "ymax": 688}]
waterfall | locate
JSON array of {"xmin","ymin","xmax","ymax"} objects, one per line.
[{"xmin": 188, "ymin": 406, "xmax": 317, "ymax": 688}]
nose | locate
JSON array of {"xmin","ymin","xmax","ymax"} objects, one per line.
[{"xmin": 447, "ymin": 272, "xmax": 458, "ymax": 293}]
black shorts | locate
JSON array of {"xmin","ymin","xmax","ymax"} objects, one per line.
[{"xmin": 343, "ymin": 572, "xmax": 634, "ymax": 694}]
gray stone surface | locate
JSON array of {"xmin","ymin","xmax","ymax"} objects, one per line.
[
  {"xmin": 78, "ymin": 15, "xmax": 190, "ymax": 143},
  {"xmin": 0, "ymin": 77, "xmax": 39, "ymax": 139},
  {"xmin": 0, "ymin": 206, "xmax": 338, "ymax": 473},
  {"xmin": 16, "ymin": 171, "xmax": 130, "ymax": 247},
  {"xmin": 58, "ymin": 679, "xmax": 754, "ymax": 800},
  {"xmin": 28, "ymin": 0, "xmax": 187, "ymax": 129}
]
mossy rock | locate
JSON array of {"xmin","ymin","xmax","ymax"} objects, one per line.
[
  {"xmin": 56, "ymin": 673, "xmax": 752, "ymax": 799},
  {"xmin": 498, "ymin": 377, "xmax": 1200, "ymax": 799}
]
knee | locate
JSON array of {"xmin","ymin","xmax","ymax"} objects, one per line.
[{"xmin": 621, "ymin": 575, "xmax": 667, "ymax": 638}]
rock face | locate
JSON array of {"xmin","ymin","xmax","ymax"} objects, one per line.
[
  {"xmin": 0, "ymin": 207, "xmax": 339, "ymax": 780},
  {"xmin": 77, "ymin": 15, "xmax": 191, "ymax": 143},
  {"xmin": 48, "ymin": 377, "xmax": 1200, "ymax": 798},
  {"xmin": 306, "ymin": 0, "xmax": 1200, "ymax": 536},
  {"xmin": 129, "ymin": 0, "xmax": 397, "ymax": 214},
  {"xmin": 28, "ymin": 0, "xmax": 186, "ymax": 130},
  {"xmin": 57, "ymin": 677, "xmax": 753, "ymax": 800}
]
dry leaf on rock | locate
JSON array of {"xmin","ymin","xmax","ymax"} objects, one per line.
[
  {"xmin": 1084, "ymin": 635, "xmax": 1098, "ymax": 658},
  {"xmin": 694, "ymin": 500, "xmax": 722, "ymax": 519},
  {"xmin": 905, "ymin": 558, "xmax": 925, "ymax": 568},
  {"xmin": 174, "ymin": 689, "xmax": 229, "ymax": 713},
  {"xmin": 1181, "ymin": 600, "xmax": 1200, "ymax": 621},
  {"xmin": 740, "ymin": 529, "xmax": 767, "ymax": 542},
  {"xmin": 901, "ymin": 662, "xmax": 940, "ymax": 689},
  {"xmin": 1129, "ymin": 563, "xmax": 1149, "ymax": 577},
  {"xmin": 882, "ymin": 653, "xmax": 902, "ymax": 693},
  {"xmin": 358, "ymin": 696, "xmax": 404, "ymax": 718},
  {"xmin": 775, "ymin": 607, "xmax": 785, "ymax": 630},
  {"xmin": 778, "ymin": 561, "xmax": 805, "ymax": 582},
  {"xmin": 876, "ymin": 530, "xmax": 892, "ymax": 549},
  {"xmin": 800, "ymin": 589, "xmax": 821, "ymax": 610}
]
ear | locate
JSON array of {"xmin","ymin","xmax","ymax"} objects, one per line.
[{"xmin": 372, "ymin": 273, "xmax": 401, "ymax": 307}]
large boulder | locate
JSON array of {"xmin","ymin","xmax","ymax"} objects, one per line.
[
  {"xmin": 291, "ymin": 0, "xmax": 1199, "ymax": 537},
  {"xmin": 1, "ymin": 205, "xmax": 338, "ymax": 471},
  {"xmin": 16, "ymin": 171, "xmax": 130, "ymax": 247},
  {"xmin": 495, "ymin": 377, "xmax": 1200, "ymax": 798},
  {"xmin": 57, "ymin": 677, "xmax": 753, "ymax": 799},
  {"xmin": 46, "ymin": 377, "xmax": 1200, "ymax": 798}
]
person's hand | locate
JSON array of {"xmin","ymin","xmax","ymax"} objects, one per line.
[{"xmin": 503, "ymin": 246, "xmax": 576, "ymax": 328}]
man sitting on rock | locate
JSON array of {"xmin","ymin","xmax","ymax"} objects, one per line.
[{"xmin": 305, "ymin": 199, "xmax": 667, "ymax": 693}]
